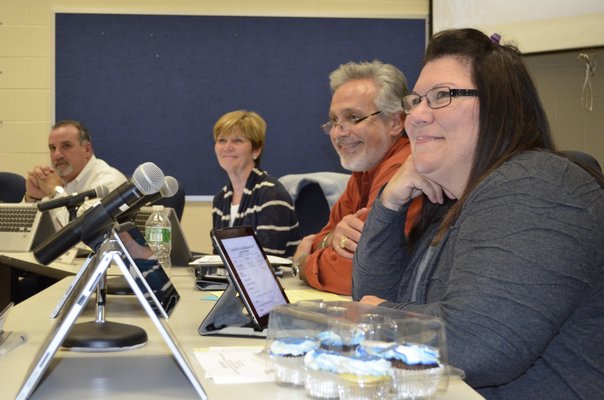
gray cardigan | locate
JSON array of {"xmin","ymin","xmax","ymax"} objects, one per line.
[{"xmin": 353, "ymin": 151, "xmax": 604, "ymax": 400}]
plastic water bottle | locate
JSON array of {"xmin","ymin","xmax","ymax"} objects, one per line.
[{"xmin": 145, "ymin": 205, "xmax": 172, "ymax": 277}]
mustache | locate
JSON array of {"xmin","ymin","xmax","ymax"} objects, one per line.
[
  {"xmin": 334, "ymin": 137, "xmax": 361, "ymax": 146},
  {"xmin": 53, "ymin": 160, "xmax": 71, "ymax": 170}
]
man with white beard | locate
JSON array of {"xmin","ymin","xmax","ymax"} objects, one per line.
[{"xmin": 292, "ymin": 60, "xmax": 421, "ymax": 295}]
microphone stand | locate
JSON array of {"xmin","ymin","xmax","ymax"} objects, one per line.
[
  {"xmin": 61, "ymin": 225, "xmax": 148, "ymax": 351},
  {"xmin": 61, "ymin": 273, "xmax": 148, "ymax": 351},
  {"xmin": 66, "ymin": 203, "xmax": 81, "ymax": 223}
]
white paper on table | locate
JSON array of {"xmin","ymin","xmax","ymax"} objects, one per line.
[
  {"xmin": 193, "ymin": 346, "xmax": 274, "ymax": 384},
  {"xmin": 189, "ymin": 255, "xmax": 292, "ymax": 266}
]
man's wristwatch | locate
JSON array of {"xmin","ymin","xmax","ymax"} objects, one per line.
[{"xmin": 48, "ymin": 185, "xmax": 65, "ymax": 199}]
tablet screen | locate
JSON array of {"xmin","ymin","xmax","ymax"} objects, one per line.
[{"xmin": 211, "ymin": 227, "xmax": 288, "ymax": 327}]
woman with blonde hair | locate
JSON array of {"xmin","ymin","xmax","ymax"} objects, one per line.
[{"xmin": 212, "ymin": 110, "xmax": 301, "ymax": 257}]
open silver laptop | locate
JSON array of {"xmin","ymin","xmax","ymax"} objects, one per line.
[
  {"xmin": 16, "ymin": 230, "xmax": 207, "ymax": 400},
  {"xmin": 0, "ymin": 204, "xmax": 56, "ymax": 252}
]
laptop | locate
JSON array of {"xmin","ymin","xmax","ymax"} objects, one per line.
[
  {"xmin": 198, "ymin": 226, "xmax": 289, "ymax": 338},
  {"xmin": 0, "ymin": 204, "xmax": 56, "ymax": 252},
  {"xmin": 16, "ymin": 230, "xmax": 207, "ymax": 400}
]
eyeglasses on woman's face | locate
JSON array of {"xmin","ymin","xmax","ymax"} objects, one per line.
[{"xmin": 402, "ymin": 86, "xmax": 478, "ymax": 114}]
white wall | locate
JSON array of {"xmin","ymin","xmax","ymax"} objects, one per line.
[{"xmin": 432, "ymin": 0, "xmax": 604, "ymax": 53}]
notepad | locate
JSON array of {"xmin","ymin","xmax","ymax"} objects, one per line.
[
  {"xmin": 204, "ymin": 289, "xmax": 348, "ymax": 303},
  {"xmin": 190, "ymin": 254, "xmax": 292, "ymax": 266},
  {"xmin": 193, "ymin": 346, "xmax": 272, "ymax": 384}
]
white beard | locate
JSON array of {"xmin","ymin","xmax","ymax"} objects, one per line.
[
  {"xmin": 54, "ymin": 163, "xmax": 73, "ymax": 178},
  {"xmin": 337, "ymin": 138, "xmax": 392, "ymax": 172}
]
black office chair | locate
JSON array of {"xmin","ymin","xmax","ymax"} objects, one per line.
[
  {"xmin": 562, "ymin": 150, "xmax": 602, "ymax": 173},
  {"xmin": 294, "ymin": 182, "xmax": 331, "ymax": 237},
  {"xmin": 152, "ymin": 179, "xmax": 186, "ymax": 221},
  {"xmin": 0, "ymin": 172, "xmax": 26, "ymax": 202}
]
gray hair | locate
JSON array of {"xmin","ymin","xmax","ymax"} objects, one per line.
[
  {"xmin": 329, "ymin": 60, "xmax": 408, "ymax": 116},
  {"xmin": 52, "ymin": 119, "xmax": 92, "ymax": 144}
]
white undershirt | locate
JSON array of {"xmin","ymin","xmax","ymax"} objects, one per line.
[{"xmin": 229, "ymin": 203, "xmax": 239, "ymax": 227}]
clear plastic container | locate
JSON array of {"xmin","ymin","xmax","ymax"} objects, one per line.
[
  {"xmin": 144, "ymin": 205, "xmax": 172, "ymax": 277},
  {"xmin": 265, "ymin": 301, "xmax": 456, "ymax": 399}
]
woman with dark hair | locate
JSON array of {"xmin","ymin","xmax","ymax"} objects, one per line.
[{"xmin": 353, "ymin": 28, "xmax": 604, "ymax": 399}]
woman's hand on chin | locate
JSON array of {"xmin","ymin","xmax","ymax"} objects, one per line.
[{"xmin": 381, "ymin": 155, "xmax": 450, "ymax": 209}]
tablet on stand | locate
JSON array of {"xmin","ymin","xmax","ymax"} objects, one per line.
[{"xmin": 198, "ymin": 226, "xmax": 289, "ymax": 338}]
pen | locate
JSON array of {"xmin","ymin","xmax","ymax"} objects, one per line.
[{"xmin": 0, "ymin": 331, "xmax": 27, "ymax": 356}]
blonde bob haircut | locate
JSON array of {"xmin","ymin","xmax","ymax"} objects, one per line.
[{"xmin": 212, "ymin": 110, "xmax": 266, "ymax": 166}]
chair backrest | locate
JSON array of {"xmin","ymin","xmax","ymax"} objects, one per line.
[
  {"xmin": 294, "ymin": 182, "xmax": 330, "ymax": 237},
  {"xmin": 562, "ymin": 150, "xmax": 602, "ymax": 173},
  {"xmin": 153, "ymin": 179, "xmax": 186, "ymax": 221},
  {"xmin": 0, "ymin": 172, "xmax": 26, "ymax": 203},
  {"xmin": 279, "ymin": 172, "xmax": 350, "ymax": 208},
  {"xmin": 279, "ymin": 172, "xmax": 350, "ymax": 237}
]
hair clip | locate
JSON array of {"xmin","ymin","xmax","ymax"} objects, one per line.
[{"xmin": 490, "ymin": 33, "xmax": 501, "ymax": 44}]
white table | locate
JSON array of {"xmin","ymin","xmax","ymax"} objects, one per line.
[{"xmin": 0, "ymin": 257, "xmax": 484, "ymax": 399}]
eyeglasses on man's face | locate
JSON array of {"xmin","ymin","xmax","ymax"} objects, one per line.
[
  {"xmin": 402, "ymin": 86, "xmax": 479, "ymax": 114},
  {"xmin": 321, "ymin": 110, "xmax": 381, "ymax": 135}
]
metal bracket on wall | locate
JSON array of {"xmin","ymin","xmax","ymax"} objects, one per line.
[{"xmin": 577, "ymin": 53, "xmax": 596, "ymax": 112}]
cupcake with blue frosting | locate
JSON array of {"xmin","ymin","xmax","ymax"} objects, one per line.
[
  {"xmin": 316, "ymin": 330, "xmax": 363, "ymax": 354},
  {"xmin": 303, "ymin": 349, "xmax": 344, "ymax": 399},
  {"xmin": 268, "ymin": 337, "xmax": 318, "ymax": 386},
  {"xmin": 335, "ymin": 353, "xmax": 393, "ymax": 400},
  {"xmin": 359, "ymin": 341, "xmax": 443, "ymax": 398}
]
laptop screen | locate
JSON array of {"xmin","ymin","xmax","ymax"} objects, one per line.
[{"xmin": 134, "ymin": 206, "xmax": 193, "ymax": 266}]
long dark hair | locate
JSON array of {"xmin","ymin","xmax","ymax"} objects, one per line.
[{"xmin": 409, "ymin": 28, "xmax": 555, "ymax": 246}]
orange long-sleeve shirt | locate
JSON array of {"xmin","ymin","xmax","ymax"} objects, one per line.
[{"xmin": 303, "ymin": 135, "xmax": 421, "ymax": 295}]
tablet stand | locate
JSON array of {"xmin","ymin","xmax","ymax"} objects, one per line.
[{"xmin": 198, "ymin": 276, "xmax": 266, "ymax": 338}]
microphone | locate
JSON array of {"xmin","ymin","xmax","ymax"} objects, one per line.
[
  {"xmin": 37, "ymin": 185, "xmax": 110, "ymax": 211},
  {"xmin": 33, "ymin": 162, "xmax": 165, "ymax": 265},
  {"xmin": 157, "ymin": 176, "xmax": 180, "ymax": 199},
  {"xmin": 116, "ymin": 176, "xmax": 179, "ymax": 223}
]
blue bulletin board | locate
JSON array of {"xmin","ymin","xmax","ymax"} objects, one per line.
[{"xmin": 55, "ymin": 13, "xmax": 426, "ymax": 196}]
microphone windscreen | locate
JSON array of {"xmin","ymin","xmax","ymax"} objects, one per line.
[
  {"xmin": 160, "ymin": 176, "xmax": 179, "ymax": 198},
  {"xmin": 133, "ymin": 162, "xmax": 165, "ymax": 194}
]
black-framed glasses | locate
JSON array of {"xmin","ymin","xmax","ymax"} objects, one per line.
[
  {"xmin": 402, "ymin": 86, "xmax": 479, "ymax": 114},
  {"xmin": 321, "ymin": 111, "xmax": 381, "ymax": 135}
]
